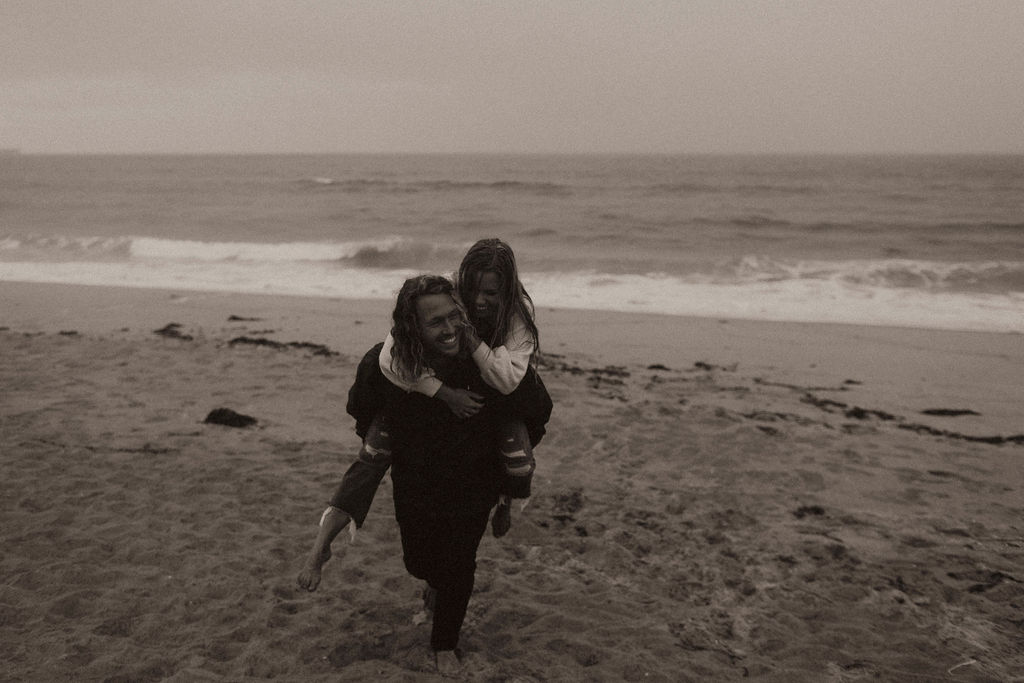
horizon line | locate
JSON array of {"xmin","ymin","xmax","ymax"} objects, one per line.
[{"xmin": 7, "ymin": 149, "xmax": 1024, "ymax": 157}]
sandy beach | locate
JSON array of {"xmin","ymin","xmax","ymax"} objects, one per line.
[{"xmin": 2, "ymin": 281, "xmax": 1022, "ymax": 682}]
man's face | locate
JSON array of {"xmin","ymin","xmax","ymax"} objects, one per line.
[{"xmin": 416, "ymin": 293, "xmax": 463, "ymax": 358}]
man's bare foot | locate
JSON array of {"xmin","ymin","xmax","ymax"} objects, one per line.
[
  {"xmin": 491, "ymin": 500, "xmax": 511, "ymax": 538},
  {"xmin": 296, "ymin": 547, "xmax": 331, "ymax": 592},
  {"xmin": 435, "ymin": 649, "xmax": 461, "ymax": 676}
]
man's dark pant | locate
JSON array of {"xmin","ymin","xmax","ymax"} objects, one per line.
[{"xmin": 396, "ymin": 507, "xmax": 491, "ymax": 651}]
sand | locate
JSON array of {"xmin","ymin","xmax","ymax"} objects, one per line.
[{"xmin": 1, "ymin": 281, "xmax": 1022, "ymax": 682}]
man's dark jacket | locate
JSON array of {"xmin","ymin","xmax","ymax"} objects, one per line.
[{"xmin": 338, "ymin": 342, "xmax": 552, "ymax": 525}]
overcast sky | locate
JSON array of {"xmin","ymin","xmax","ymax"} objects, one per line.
[{"xmin": 2, "ymin": 1, "xmax": 1022, "ymax": 154}]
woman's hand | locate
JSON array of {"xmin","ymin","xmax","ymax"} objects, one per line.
[
  {"xmin": 459, "ymin": 318, "xmax": 483, "ymax": 355},
  {"xmin": 435, "ymin": 385, "xmax": 484, "ymax": 419}
]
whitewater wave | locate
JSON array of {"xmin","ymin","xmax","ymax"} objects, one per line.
[
  {"xmin": 132, "ymin": 237, "xmax": 380, "ymax": 262},
  {"xmin": 4, "ymin": 234, "xmax": 1023, "ymax": 296},
  {"xmin": 0, "ymin": 235, "xmax": 134, "ymax": 261},
  {"xmin": 0, "ymin": 234, "xmax": 469, "ymax": 270},
  {"xmin": 706, "ymin": 256, "xmax": 1024, "ymax": 294},
  {"xmin": 524, "ymin": 270, "xmax": 1024, "ymax": 332}
]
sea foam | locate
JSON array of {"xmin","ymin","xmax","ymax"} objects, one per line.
[{"xmin": 2, "ymin": 258, "xmax": 1021, "ymax": 333}]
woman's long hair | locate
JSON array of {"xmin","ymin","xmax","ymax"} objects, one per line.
[
  {"xmin": 389, "ymin": 274, "xmax": 464, "ymax": 383},
  {"xmin": 456, "ymin": 238, "xmax": 539, "ymax": 364}
]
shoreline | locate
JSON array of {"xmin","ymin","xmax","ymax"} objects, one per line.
[{"xmin": 4, "ymin": 280, "xmax": 1023, "ymax": 435}]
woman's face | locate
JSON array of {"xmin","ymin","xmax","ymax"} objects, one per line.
[{"xmin": 471, "ymin": 271, "xmax": 501, "ymax": 324}]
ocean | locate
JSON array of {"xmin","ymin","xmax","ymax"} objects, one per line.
[{"xmin": 2, "ymin": 154, "xmax": 1022, "ymax": 333}]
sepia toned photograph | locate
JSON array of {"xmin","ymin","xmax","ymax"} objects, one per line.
[{"xmin": 2, "ymin": 2, "xmax": 1022, "ymax": 680}]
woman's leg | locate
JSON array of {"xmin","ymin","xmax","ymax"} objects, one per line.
[
  {"xmin": 325, "ymin": 414, "xmax": 394, "ymax": 525},
  {"xmin": 491, "ymin": 420, "xmax": 533, "ymax": 537},
  {"xmin": 498, "ymin": 419, "xmax": 534, "ymax": 497},
  {"xmin": 297, "ymin": 415, "xmax": 393, "ymax": 590},
  {"xmin": 360, "ymin": 414, "xmax": 395, "ymax": 466}
]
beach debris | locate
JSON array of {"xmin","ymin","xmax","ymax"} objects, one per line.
[
  {"xmin": 227, "ymin": 336, "xmax": 287, "ymax": 350},
  {"xmin": 800, "ymin": 394, "xmax": 898, "ymax": 421},
  {"xmin": 58, "ymin": 330, "xmax": 80, "ymax": 336},
  {"xmin": 896, "ymin": 423, "xmax": 1024, "ymax": 445},
  {"xmin": 585, "ymin": 366, "xmax": 631, "ymax": 400},
  {"xmin": 587, "ymin": 374, "xmax": 625, "ymax": 388},
  {"xmin": 921, "ymin": 408, "xmax": 980, "ymax": 417},
  {"xmin": 153, "ymin": 322, "xmax": 193, "ymax": 341},
  {"xmin": 742, "ymin": 410, "xmax": 820, "ymax": 426},
  {"xmin": 593, "ymin": 365, "xmax": 630, "ymax": 377},
  {"xmin": 800, "ymin": 394, "xmax": 849, "ymax": 412},
  {"xmin": 227, "ymin": 336, "xmax": 338, "ymax": 357},
  {"xmin": 537, "ymin": 355, "xmax": 632, "ymax": 399},
  {"xmin": 537, "ymin": 353, "xmax": 631, "ymax": 378},
  {"xmin": 203, "ymin": 408, "xmax": 258, "ymax": 428},
  {"xmin": 793, "ymin": 505, "xmax": 826, "ymax": 519},
  {"xmin": 843, "ymin": 406, "xmax": 898, "ymax": 421},
  {"xmin": 754, "ymin": 378, "xmax": 852, "ymax": 392},
  {"xmin": 693, "ymin": 361, "xmax": 737, "ymax": 372},
  {"xmin": 797, "ymin": 391, "xmax": 1023, "ymax": 444},
  {"xmin": 227, "ymin": 315, "xmax": 263, "ymax": 321},
  {"xmin": 796, "ymin": 392, "xmax": 1023, "ymax": 445},
  {"xmin": 647, "ymin": 363, "xmax": 671, "ymax": 371}
]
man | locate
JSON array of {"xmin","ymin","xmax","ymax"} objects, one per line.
[{"xmin": 297, "ymin": 274, "xmax": 550, "ymax": 674}]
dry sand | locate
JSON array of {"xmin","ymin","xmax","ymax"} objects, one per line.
[{"xmin": 2, "ymin": 282, "xmax": 1022, "ymax": 682}]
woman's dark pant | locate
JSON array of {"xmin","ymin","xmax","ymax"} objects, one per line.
[{"xmin": 397, "ymin": 507, "xmax": 490, "ymax": 651}]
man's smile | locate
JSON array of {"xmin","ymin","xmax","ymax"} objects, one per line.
[{"xmin": 437, "ymin": 332, "xmax": 459, "ymax": 349}]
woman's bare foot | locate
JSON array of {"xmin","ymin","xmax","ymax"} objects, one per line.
[
  {"xmin": 435, "ymin": 649, "xmax": 461, "ymax": 676},
  {"xmin": 296, "ymin": 546, "xmax": 331, "ymax": 592},
  {"xmin": 491, "ymin": 499, "xmax": 511, "ymax": 538},
  {"xmin": 297, "ymin": 506, "xmax": 351, "ymax": 592}
]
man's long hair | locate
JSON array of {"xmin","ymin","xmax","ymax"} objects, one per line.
[
  {"xmin": 457, "ymin": 238, "xmax": 539, "ymax": 363},
  {"xmin": 390, "ymin": 274, "xmax": 463, "ymax": 383}
]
